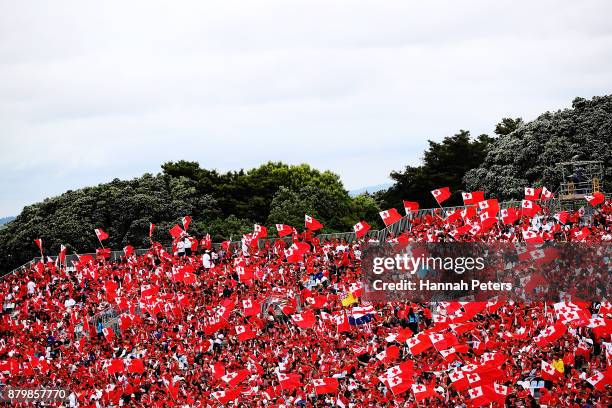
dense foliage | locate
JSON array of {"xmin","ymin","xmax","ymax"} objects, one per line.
[
  {"xmin": 379, "ymin": 131, "xmax": 495, "ymax": 209},
  {"xmin": 2, "ymin": 95, "xmax": 610, "ymax": 272},
  {"xmin": 0, "ymin": 163, "xmax": 382, "ymax": 272},
  {"xmin": 464, "ymin": 95, "xmax": 612, "ymax": 199}
]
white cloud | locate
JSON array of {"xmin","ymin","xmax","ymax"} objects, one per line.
[{"xmin": 0, "ymin": 0, "xmax": 611, "ymax": 214}]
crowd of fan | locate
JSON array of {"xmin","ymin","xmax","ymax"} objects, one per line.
[{"xmin": 0, "ymin": 199, "xmax": 611, "ymax": 407}]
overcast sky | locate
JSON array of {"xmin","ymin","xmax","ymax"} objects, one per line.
[{"xmin": 1, "ymin": 0, "xmax": 611, "ymax": 215}]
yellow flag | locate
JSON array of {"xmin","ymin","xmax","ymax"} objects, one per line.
[{"xmin": 341, "ymin": 292, "xmax": 357, "ymax": 307}]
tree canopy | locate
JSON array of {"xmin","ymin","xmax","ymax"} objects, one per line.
[
  {"xmin": 0, "ymin": 162, "xmax": 382, "ymax": 272},
  {"xmin": 379, "ymin": 131, "xmax": 495, "ymax": 209},
  {"xmin": 464, "ymin": 95, "xmax": 612, "ymax": 199}
]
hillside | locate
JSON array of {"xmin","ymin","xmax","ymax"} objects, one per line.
[
  {"xmin": 0, "ymin": 163, "xmax": 381, "ymax": 272},
  {"xmin": 464, "ymin": 95, "xmax": 612, "ymax": 198},
  {"xmin": 1, "ymin": 94, "xmax": 610, "ymax": 273}
]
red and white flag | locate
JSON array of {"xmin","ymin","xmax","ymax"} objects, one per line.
[
  {"xmin": 276, "ymin": 224, "xmax": 293, "ymax": 237},
  {"xmin": 201, "ymin": 233, "xmax": 212, "ymax": 249},
  {"xmin": 353, "ymin": 221, "xmax": 371, "ymax": 238},
  {"xmin": 462, "ymin": 191, "xmax": 484, "ymax": 205},
  {"xmin": 221, "ymin": 369, "xmax": 250, "ymax": 388},
  {"xmin": 524, "ymin": 187, "xmax": 541, "ymax": 200},
  {"xmin": 149, "ymin": 223, "xmax": 155, "ymax": 239},
  {"xmin": 541, "ymin": 186, "xmax": 554, "ymax": 201},
  {"xmin": 500, "ymin": 208, "xmax": 519, "ymax": 225},
  {"xmin": 58, "ymin": 244, "xmax": 67, "ymax": 265},
  {"xmin": 521, "ymin": 200, "xmax": 541, "ymax": 217},
  {"xmin": 313, "ymin": 378, "xmax": 339, "ymax": 395},
  {"xmin": 585, "ymin": 191, "xmax": 605, "ymax": 206},
  {"xmin": 386, "ymin": 375, "xmax": 412, "ymax": 395},
  {"xmin": 34, "ymin": 239, "xmax": 43, "ymax": 255},
  {"xmin": 182, "ymin": 216, "xmax": 192, "ymax": 231},
  {"xmin": 242, "ymin": 298, "xmax": 261, "ymax": 317},
  {"xmin": 411, "ymin": 383, "xmax": 441, "ymax": 402},
  {"xmin": 94, "ymin": 228, "xmax": 109, "ymax": 242},
  {"xmin": 431, "ymin": 187, "xmax": 451, "ymax": 204},
  {"xmin": 235, "ymin": 325, "xmax": 257, "ymax": 341},
  {"xmin": 540, "ymin": 361, "xmax": 561, "ymax": 381},
  {"xmin": 379, "ymin": 208, "xmax": 402, "ymax": 226},
  {"xmin": 211, "ymin": 389, "xmax": 241, "ymax": 404},
  {"xmin": 305, "ymin": 214, "xmax": 323, "ymax": 231},
  {"xmin": 403, "ymin": 201, "xmax": 419, "ymax": 214},
  {"xmin": 407, "ymin": 333, "xmax": 433, "ymax": 355},
  {"xmin": 277, "ymin": 373, "xmax": 303, "ymax": 390},
  {"xmin": 169, "ymin": 224, "xmax": 187, "ymax": 239},
  {"xmin": 102, "ymin": 327, "xmax": 115, "ymax": 342},
  {"xmin": 291, "ymin": 310, "xmax": 316, "ymax": 329},
  {"xmin": 468, "ymin": 385, "xmax": 490, "ymax": 406},
  {"xmin": 253, "ymin": 224, "xmax": 267, "ymax": 239}
]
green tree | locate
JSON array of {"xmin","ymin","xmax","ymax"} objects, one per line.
[
  {"xmin": 381, "ymin": 131, "xmax": 495, "ymax": 209},
  {"xmin": 464, "ymin": 95, "xmax": 612, "ymax": 199}
]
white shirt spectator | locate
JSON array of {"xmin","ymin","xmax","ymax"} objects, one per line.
[{"xmin": 27, "ymin": 281, "xmax": 36, "ymax": 294}]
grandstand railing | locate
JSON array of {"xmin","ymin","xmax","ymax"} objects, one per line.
[{"xmin": 4, "ymin": 194, "xmax": 607, "ymax": 277}]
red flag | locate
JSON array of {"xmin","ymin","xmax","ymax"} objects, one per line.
[
  {"xmin": 431, "ymin": 187, "xmax": 451, "ymax": 204},
  {"xmin": 540, "ymin": 361, "xmax": 561, "ymax": 381},
  {"xmin": 449, "ymin": 370, "xmax": 469, "ymax": 390},
  {"xmin": 305, "ymin": 214, "xmax": 323, "ymax": 231},
  {"xmin": 211, "ymin": 389, "xmax": 241, "ymax": 404},
  {"xmin": 407, "ymin": 332, "xmax": 433, "ymax": 355},
  {"xmin": 522, "ymin": 230, "xmax": 543, "ymax": 244},
  {"xmin": 291, "ymin": 310, "xmax": 316, "ymax": 329},
  {"xmin": 524, "ymin": 187, "xmax": 541, "ymax": 200},
  {"xmin": 403, "ymin": 201, "xmax": 419, "ymax": 214},
  {"xmin": 125, "ymin": 358, "xmax": 145, "ymax": 374},
  {"xmin": 58, "ymin": 244, "xmax": 67, "ymax": 265},
  {"xmin": 411, "ymin": 383, "xmax": 441, "ymax": 402},
  {"xmin": 252, "ymin": 224, "xmax": 267, "ymax": 239},
  {"xmin": 585, "ymin": 191, "xmax": 605, "ymax": 206},
  {"xmin": 123, "ymin": 245, "xmax": 134, "ymax": 258},
  {"xmin": 102, "ymin": 327, "xmax": 115, "ymax": 342},
  {"xmin": 462, "ymin": 191, "xmax": 485, "ymax": 205},
  {"xmin": 541, "ymin": 186, "xmax": 554, "ymax": 201},
  {"xmin": 182, "ymin": 215, "xmax": 191, "ymax": 231},
  {"xmin": 201, "ymin": 233, "xmax": 212, "ymax": 249},
  {"xmin": 500, "ymin": 208, "xmax": 519, "ymax": 225},
  {"xmin": 313, "ymin": 377, "xmax": 339, "ymax": 395},
  {"xmin": 34, "ymin": 238, "xmax": 43, "ymax": 255},
  {"xmin": 468, "ymin": 386, "xmax": 490, "ymax": 406},
  {"xmin": 169, "ymin": 224, "xmax": 187, "ymax": 239},
  {"xmin": 210, "ymin": 363, "xmax": 225, "ymax": 380},
  {"xmin": 477, "ymin": 199, "xmax": 500, "ymax": 216},
  {"xmin": 386, "ymin": 375, "xmax": 413, "ymax": 395},
  {"xmin": 149, "ymin": 223, "xmax": 155, "ymax": 239},
  {"xmin": 94, "ymin": 228, "xmax": 109, "ymax": 241},
  {"xmin": 521, "ymin": 199, "xmax": 541, "ymax": 217},
  {"xmin": 379, "ymin": 208, "xmax": 402, "ymax": 226},
  {"xmin": 428, "ymin": 332, "xmax": 458, "ymax": 351},
  {"xmin": 353, "ymin": 221, "xmax": 371, "ymax": 238},
  {"xmin": 277, "ymin": 373, "xmax": 303, "ymax": 390},
  {"xmin": 235, "ymin": 325, "xmax": 257, "ymax": 341},
  {"xmin": 221, "ymin": 369, "xmax": 250, "ymax": 388},
  {"xmin": 376, "ymin": 345, "xmax": 400, "ymax": 364},
  {"xmin": 107, "ymin": 358, "xmax": 125, "ymax": 375},
  {"xmin": 275, "ymin": 224, "xmax": 293, "ymax": 237},
  {"xmin": 242, "ymin": 298, "xmax": 261, "ymax": 317}
]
